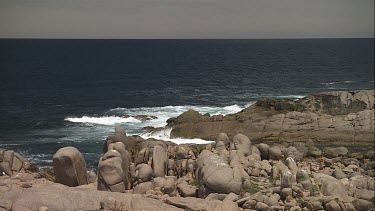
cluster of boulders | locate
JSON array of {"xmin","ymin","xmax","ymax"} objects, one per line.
[
  {"xmin": 0, "ymin": 126, "xmax": 374, "ymax": 210},
  {"xmin": 0, "ymin": 149, "xmax": 36, "ymax": 176}
]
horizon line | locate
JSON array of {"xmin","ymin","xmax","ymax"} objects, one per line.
[{"xmin": 0, "ymin": 37, "xmax": 374, "ymax": 40}]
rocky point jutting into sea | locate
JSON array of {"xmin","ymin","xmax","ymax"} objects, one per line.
[{"xmin": 0, "ymin": 90, "xmax": 374, "ymax": 211}]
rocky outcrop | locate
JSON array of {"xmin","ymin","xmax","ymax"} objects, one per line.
[
  {"xmin": 52, "ymin": 147, "xmax": 88, "ymax": 187},
  {"xmin": 167, "ymin": 90, "xmax": 374, "ymax": 143},
  {"xmin": 0, "ymin": 149, "xmax": 34, "ymax": 176}
]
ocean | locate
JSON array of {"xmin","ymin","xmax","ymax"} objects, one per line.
[{"xmin": 0, "ymin": 39, "xmax": 374, "ymax": 168}]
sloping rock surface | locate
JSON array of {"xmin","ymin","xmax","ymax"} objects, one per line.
[{"xmin": 167, "ymin": 90, "xmax": 374, "ymax": 142}]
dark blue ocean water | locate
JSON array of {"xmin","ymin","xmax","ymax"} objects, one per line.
[{"xmin": 0, "ymin": 39, "xmax": 374, "ymax": 167}]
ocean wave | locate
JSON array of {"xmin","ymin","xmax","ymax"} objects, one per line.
[
  {"xmin": 141, "ymin": 128, "xmax": 213, "ymax": 145},
  {"xmin": 273, "ymin": 95, "xmax": 305, "ymax": 99},
  {"xmin": 320, "ymin": 81, "xmax": 357, "ymax": 85},
  {"xmin": 65, "ymin": 116, "xmax": 141, "ymax": 125}
]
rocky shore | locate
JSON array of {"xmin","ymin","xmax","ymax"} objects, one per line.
[
  {"xmin": 1, "ymin": 126, "xmax": 374, "ymax": 210},
  {"xmin": 167, "ymin": 90, "xmax": 374, "ymax": 143},
  {"xmin": 0, "ymin": 90, "xmax": 374, "ymax": 211}
]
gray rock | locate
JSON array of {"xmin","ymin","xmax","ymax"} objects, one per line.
[
  {"xmin": 177, "ymin": 183, "xmax": 197, "ymax": 197},
  {"xmin": 196, "ymin": 150, "xmax": 248, "ymax": 194},
  {"xmin": 269, "ymin": 146, "xmax": 283, "ymax": 160},
  {"xmin": 254, "ymin": 202, "xmax": 270, "ymax": 211},
  {"xmin": 97, "ymin": 150, "xmax": 126, "ymax": 192},
  {"xmin": 242, "ymin": 199, "xmax": 257, "ymax": 209},
  {"xmin": 285, "ymin": 157, "xmax": 298, "ymax": 175},
  {"xmin": 280, "ymin": 188, "xmax": 292, "ymax": 200},
  {"xmin": 152, "ymin": 145, "xmax": 167, "ymax": 177},
  {"xmin": 258, "ymin": 143, "xmax": 270, "ymax": 159},
  {"xmin": 0, "ymin": 162, "xmax": 12, "ymax": 176},
  {"xmin": 133, "ymin": 182, "xmax": 154, "ymax": 194},
  {"xmin": 313, "ymin": 173, "xmax": 349, "ymax": 200},
  {"xmin": 352, "ymin": 199, "xmax": 372, "ymax": 211},
  {"xmin": 308, "ymin": 146, "xmax": 322, "ymax": 157},
  {"xmin": 281, "ymin": 171, "xmax": 294, "ymax": 189},
  {"xmin": 136, "ymin": 164, "xmax": 153, "ymax": 183},
  {"xmin": 296, "ymin": 170, "xmax": 309, "ymax": 183},
  {"xmin": 224, "ymin": 193, "xmax": 239, "ymax": 202},
  {"xmin": 265, "ymin": 193, "xmax": 280, "ymax": 207},
  {"xmin": 216, "ymin": 133, "xmax": 230, "ymax": 146},
  {"xmin": 332, "ymin": 168, "xmax": 346, "ymax": 179}
]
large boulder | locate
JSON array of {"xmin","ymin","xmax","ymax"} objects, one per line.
[
  {"xmin": 196, "ymin": 150, "xmax": 248, "ymax": 194},
  {"xmin": 232, "ymin": 134, "xmax": 251, "ymax": 157},
  {"xmin": 53, "ymin": 147, "xmax": 88, "ymax": 187},
  {"xmin": 108, "ymin": 142, "xmax": 130, "ymax": 189},
  {"xmin": 313, "ymin": 173, "xmax": 349, "ymax": 200},
  {"xmin": 152, "ymin": 145, "xmax": 167, "ymax": 177},
  {"xmin": 97, "ymin": 150, "xmax": 126, "ymax": 192}
]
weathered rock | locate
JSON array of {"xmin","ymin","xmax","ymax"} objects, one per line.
[
  {"xmin": 87, "ymin": 171, "xmax": 97, "ymax": 183},
  {"xmin": 254, "ymin": 202, "xmax": 270, "ymax": 211},
  {"xmin": 265, "ymin": 193, "xmax": 280, "ymax": 207},
  {"xmin": 152, "ymin": 145, "xmax": 167, "ymax": 177},
  {"xmin": 164, "ymin": 196, "xmax": 240, "ymax": 211},
  {"xmin": 1, "ymin": 183, "xmax": 182, "ymax": 210},
  {"xmin": 352, "ymin": 199, "xmax": 373, "ymax": 211},
  {"xmin": 332, "ymin": 168, "xmax": 347, "ymax": 179},
  {"xmin": 108, "ymin": 142, "xmax": 129, "ymax": 189},
  {"xmin": 285, "ymin": 157, "xmax": 298, "ymax": 175},
  {"xmin": 216, "ymin": 133, "xmax": 230, "ymax": 146},
  {"xmin": 133, "ymin": 181, "xmax": 154, "ymax": 194},
  {"xmin": 176, "ymin": 183, "xmax": 196, "ymax": 197},
  {"xmin": 97, "ymin": 150, "xmax": 126, "ymax": 192},
  {"xmin": 281, "ymin": 171, "xmax": 294, "ymax": 189},
  {"xmin": 196, "ymin": 150, "xmax": 247, "ymax": 194},
  {"xmin": 135, "ymin": 164, "xmax": 153, "ymax": 183},
  {"xmin": 258, "ymin": 143, "xmax": 270, "ymax": 159},
  {"xmin": 313, "ymin": 173, "xmax": 349, "ymax": 200},
  {"xmin": 168, "ymin": 90, "xmax": 375, "ymax": 143},
  {"xmin": 269, "ymin": 146, "xmax": 283, "ymax": 160},
  {"xmin": 53, "ymin": 147, "xmax": 88, "ymax": 187},
  {"xmin": 308, "ymin": 146, "xmax": 322, "ymax": 157},
  {"xmin": 232, "ymin": 134, "xmax": 251, "ymax": 156}
]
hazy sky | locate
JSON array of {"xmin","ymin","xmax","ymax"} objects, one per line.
[{"xmin": 0, "ymin": 0, "xmax": 373, "ymax": 38}]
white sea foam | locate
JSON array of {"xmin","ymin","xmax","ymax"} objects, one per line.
[
  {"xmin": 65, "ymin": 116, "xmax": 141, "ymax": 125},
  {"xmin": 141, "ymin": 127, "xmax": 213, "ymax": 145},
  {"xmin": 274, "ymin": 95, "xmax": 305, "ymax": 99},
  {"xmin": 320, "ymin": 81, "xmax": 357, "ymax": 85}
]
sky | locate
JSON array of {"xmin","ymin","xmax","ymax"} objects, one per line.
[{"xmin": 0, "ymin": 0, "xmax": 374, "ymax": 39}]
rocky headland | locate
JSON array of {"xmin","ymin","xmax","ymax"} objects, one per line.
[
  {"xmin": 0, "ymin": 90, "xmax": 374, "ymax": 211},
  {"xmin": 167, "ymin": 90, "xmax": 374, "ymax": 144}
]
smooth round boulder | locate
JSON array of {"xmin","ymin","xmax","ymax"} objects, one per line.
[
  {"xmin": 232, "ymin": 134, "xmax": 251, "ymax": 157},
  {"xmin": 258, "ymin": 143, "xmax": 270, "ymax": 159},
  {"xmin": 53, "ymin": 147, "xmax": 88, "ymax": 187},
  {"xmin": 269, "ymin": 146, "xmax": 283, "ymax": 160},
  {"xmin": 216, "ymin": 133, "xmax": 230, "ymax": 146}
]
